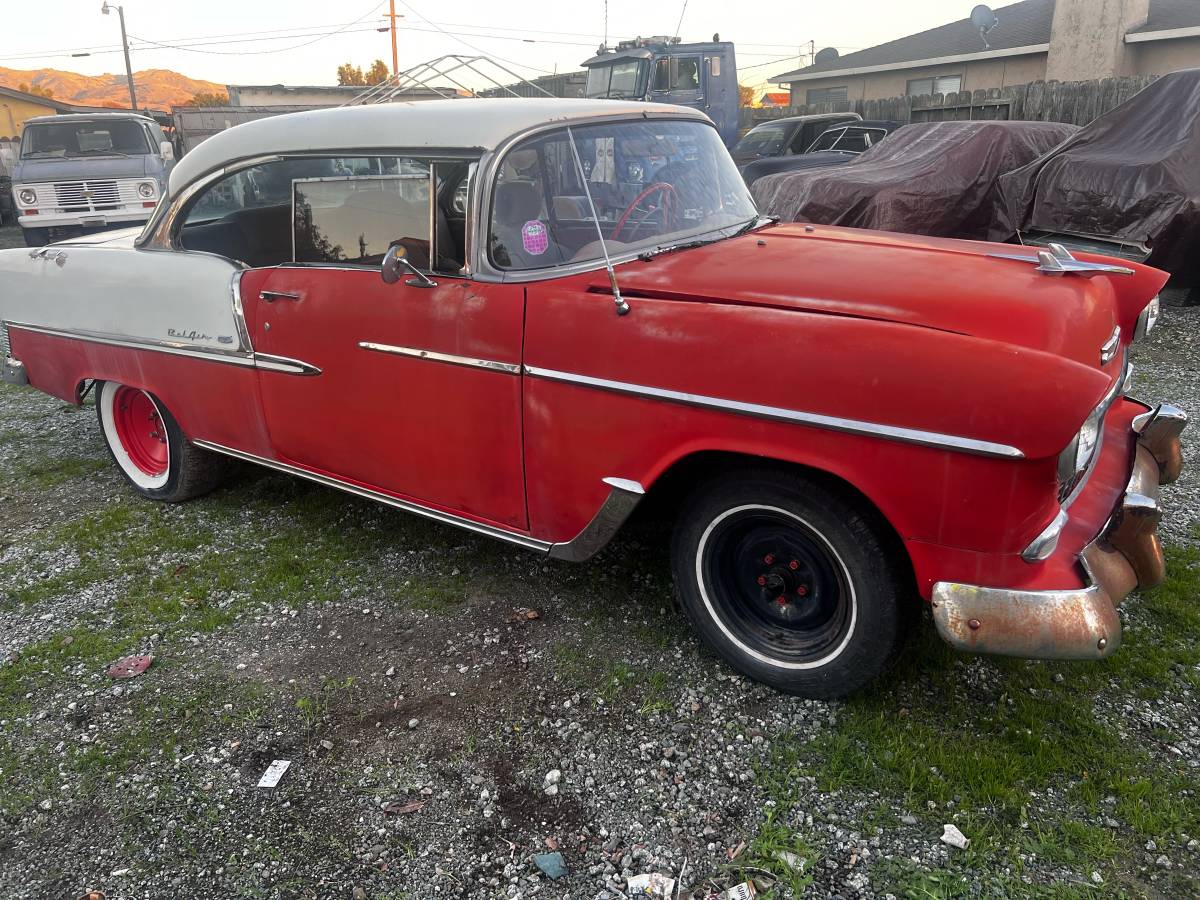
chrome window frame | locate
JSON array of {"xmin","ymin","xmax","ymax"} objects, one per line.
[{"xmin": 470, "ymin": 110, "xmax": 757, "ymax": 284}]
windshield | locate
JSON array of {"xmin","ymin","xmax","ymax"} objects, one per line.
[
  {"xmin": 585, "ymin": 60, "xmax": 647, "ymax": 99},
  {"xmin": 21, "ymin": 120, "xmax": 151, "ymax": 158},
  {"xmin": 488, "ymin": 118, "xmax": 757, "ymax": 271},
  {"xmin": 733, "ymin": 124, "xmax": 789, "ymax": 156}
]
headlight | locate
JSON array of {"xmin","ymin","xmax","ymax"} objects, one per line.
[
  {"xmin": 1057, "ymin": 404, "xmax": 1104, "ymax": 498},
  {"xmin": 1133, "ymin": 294, "xmax": 1161, "ymax": 340},
  {"xmin": 137, "ymin": 181, "xmax": 157, "ymax": 199},
  {"xmin": 17, "ymin": 187, "xmax": 36, "ymax": 205}
]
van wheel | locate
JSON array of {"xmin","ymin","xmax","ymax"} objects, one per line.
[
  {"xmin": 96, "ymin": 381, "xmax": 228, "ymax": 502},
  {"xmin": 671, "ymin": 468, "xmax": 909, "ymax": 699}
]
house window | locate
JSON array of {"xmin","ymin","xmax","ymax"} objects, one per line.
[
  {"xmin": 906, "ymin": 75, "xmax": 962, "ymax": 97},
  {"xmin": 806, "ymin": 86, "xmax": 848, "ymax": 105}
]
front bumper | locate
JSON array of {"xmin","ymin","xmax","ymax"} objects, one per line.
[
  {"xmin": 18, "ymin": 210, "xmax": 152, "ymax": 230},
  {"xmin": 931, "ymin": 403, "xmax": 1187, "ymax": 660}
]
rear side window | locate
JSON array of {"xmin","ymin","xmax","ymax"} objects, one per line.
[{"xmin": 294, "ymin": 172, "xmax": 429, "ymax": 266}]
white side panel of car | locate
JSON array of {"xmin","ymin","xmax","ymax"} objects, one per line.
[{"xmin": 0, "ymin": 246, "xmax": 246, "ymax": 355}]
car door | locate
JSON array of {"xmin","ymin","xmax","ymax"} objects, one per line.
[{"xmin": 244, "ymin": 159, "xmax": 528, "ymax": 530}]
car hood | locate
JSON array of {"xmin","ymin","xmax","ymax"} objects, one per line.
[
  {"xmin": 13, "ymin": 155, "xmax": 154, "ymax": 183},
  {"xmin": 603, "ymin": 223, "xmax": 1167, "ymax": 368}
]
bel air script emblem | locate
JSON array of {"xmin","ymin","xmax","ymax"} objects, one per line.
[{"xmin": 167, "ymin": 328, "xmax": 214, "ymax": 342}]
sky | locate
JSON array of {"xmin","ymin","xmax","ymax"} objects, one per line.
[{"xmin": 0, "ymin": 0, "xmax": 989, "ymax": 92}]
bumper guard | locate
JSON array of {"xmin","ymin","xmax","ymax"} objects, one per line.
[{"xmin": 931, "ymin": 403, "xmax": 1187, "ymax": 660}]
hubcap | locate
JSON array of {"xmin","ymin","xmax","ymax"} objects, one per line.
[
  {"xmin": 112, "ymin": 386, "xmax": 168, "ymax": 477},
  {"xmin": 701, "ymin": 507, "xmax": 853, "ymax": 663}
]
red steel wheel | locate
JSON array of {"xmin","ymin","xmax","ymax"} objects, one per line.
[{"xmin": 111, "ymin": 385, "xmax": 170, "ymax": 478}]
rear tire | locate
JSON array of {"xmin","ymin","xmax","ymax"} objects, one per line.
[
  {"xmin": 95, "ymin": 380, "xmax": 228, "ymax": 502},
  {"xmin": 671, "ymin": 468, "xmax": 909, "ymax": 699}
]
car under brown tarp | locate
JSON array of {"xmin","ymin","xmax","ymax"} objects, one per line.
[
  {"xmin": 991, "ymin": 69, "xmax": 1200, "ymax": 283},
  {"xmin": 751, "ymin": 120, "xmax": 1078, "ymax": 241}
]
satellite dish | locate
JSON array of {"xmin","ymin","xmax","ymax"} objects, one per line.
[
  {"xmin": 970, "ymin": 4, "xmax": 999, "ymax": 49},
  {"xmin": 814, "ymin": 47, "xmax": 840, "ymax": 65}
]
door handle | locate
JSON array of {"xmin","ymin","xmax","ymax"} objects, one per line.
[{"xmin": 260, "ymin": 290, "xmax": 302, "ymax": 302}]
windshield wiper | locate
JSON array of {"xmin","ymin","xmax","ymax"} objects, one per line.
[
  {"xmin": 22, "ymin": 151, "xmax": 65, "ymax": 158},
  {"xmin": 69, "ymin": 149, "xmax": 131, "ymax": 158},
  {"xmin": 637, "ymin": 218, "xmax": 772, "ymax": 261}
]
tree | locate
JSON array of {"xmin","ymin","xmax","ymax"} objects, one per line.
[
  {"xmin": 337, "ymin": 63, "xmax": 366, "ymax": 86},
  {"xmin": 16, "ymin": 82, "xmax": 54, "ymax": 99},
  {"xmin": 738, "ymin": 83, "xmax": 755, "ymax": 108},
  {"xmin": 366, "ymin": 59, "xmax": 391, "ymax": 85},
  {"xmin": 181, "ymin": 90, "xmax": 230, "ymax": 107}
]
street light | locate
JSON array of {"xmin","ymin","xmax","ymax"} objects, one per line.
[{"xmin": 100, "ymin": 1, "xmax": 138, "ymax": 111}]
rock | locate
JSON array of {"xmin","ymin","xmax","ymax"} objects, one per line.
[
  {"xmin": 533, "ymin": 851, "xmax": 568, "ymax": 880},
  {"xmin": 940, "ymin": 824, "xmax": 970, "ymax": 849},
  {"xmin": 1156, "ymin": 854, "xmax": 1171, "ymax": 868},
  {"xmin": 407, "ymin": 718, "xmax": 419, "ymax": 729},
  {"xmin": 901, "ymin": 814, "xmax": 918, "ymax": 825},
  {"xmin": 385, "ymin": 667, "xmax": 396, "ymax": 677}
]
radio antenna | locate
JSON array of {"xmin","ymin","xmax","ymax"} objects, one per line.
[{"xmin": 566, "ymin": 126, "xmax": 630, "ymax": 316}]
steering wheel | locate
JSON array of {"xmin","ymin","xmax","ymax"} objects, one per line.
[{"xmin": 612, "ymin": 182, "xmax": 681, "ymax": 242}]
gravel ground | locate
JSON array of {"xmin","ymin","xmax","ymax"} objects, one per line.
[{"xmin": 0, "ymin": 252, "xmax": 1197, "ymax": 899}]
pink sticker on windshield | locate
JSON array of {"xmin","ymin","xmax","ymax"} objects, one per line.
[{"xmin": 521, "ymin": 220, "xmax": 549, "ymax": 255}]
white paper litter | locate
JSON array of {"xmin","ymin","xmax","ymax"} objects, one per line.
[
  {"xmin": 256, "ymin": 759, "xmax": 292, "ymax": 789},
  {"xmin": 626, "ymin": 872, "xmax": 675, "ymax": 896},
  {"xmin": 719, "ymin": 883, "xmax": 757, "ymax": 900},
  {"xmin": 940, "ymin": 823, "xmax": 970, "ymax": 849}
]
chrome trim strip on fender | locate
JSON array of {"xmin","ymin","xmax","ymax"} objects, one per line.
[
  {"xmin": 229, "ymin": 270, "xmax": 254, "ymax": 353},
  {"xmin": 191, "ymin": 439, "xmax": 555, "ymax": 553},
  {"xmin": 358, "ymin": 341, "xmax": 520, "ymax": 374},
  {"xmin": 6, "ymin": 322, "xmax": 319, "ymax": 376},
  {"xmin": 548, "ymin": 477, "xmax": 646, "ymax": 562},
  {"xmin": 523, "ymin": 365, "xmax": 1026, "ymax": 459}
]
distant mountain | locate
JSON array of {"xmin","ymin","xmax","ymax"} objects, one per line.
[{"xmin": 0, "ymin": 66, "xmax": 226, "ymax": 110}]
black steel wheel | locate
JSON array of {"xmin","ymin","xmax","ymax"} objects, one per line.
[{"xmin": 672, "ymin": 467, "xmax": 911, "ymax": 698}]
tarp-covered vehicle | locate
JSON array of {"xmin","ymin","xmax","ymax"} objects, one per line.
[
  {"xmin": 752, "ymin": 120, "xmax": 1077, "ymax": 240},
  {"xmin": 991, "ymin": 69, "xmax": 1200, "ymax": 282}
]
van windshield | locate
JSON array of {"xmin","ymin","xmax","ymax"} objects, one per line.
[{"xmin": 21, "ymin": 120, "xmax": 151, "ymax": 158}]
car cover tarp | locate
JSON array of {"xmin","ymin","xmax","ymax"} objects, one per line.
[
  {"xmin": 751, "ymin": 120, "xmax": 1077, "ymax": 240},
  {"xmin": 991, "ymin": 69, "xmax": 1200, "ymax": 281}
]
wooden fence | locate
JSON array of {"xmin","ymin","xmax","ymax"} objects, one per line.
[{"xmin": 741, "ymin": 75, "xmax": 1155, "ymax": 131}]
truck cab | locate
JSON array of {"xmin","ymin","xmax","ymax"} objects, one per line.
[
  {"xmin": 10, "ymin": 113, "xmax": 175, "ymax": 247},
  {"xmin": 582, "ymin": 37, "xmax": 739, "ymax": 146}
]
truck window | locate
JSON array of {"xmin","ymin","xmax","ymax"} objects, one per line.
[{"xmin": 651, "ymin": 57, "xmax": 702, "ymax": 93}]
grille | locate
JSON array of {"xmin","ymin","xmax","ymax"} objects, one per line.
[
  {"xmin": 0, "ymin": 322, "xmax": 11, "ymax": 360},
  {"xmin": 53, "ymin": 179, "xmax": 124, "ymax": 211}
]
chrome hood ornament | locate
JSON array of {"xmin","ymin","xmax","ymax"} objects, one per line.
[{"xmin": 989, "ymin": 242, "xmax": 1135, "ymax": 277}]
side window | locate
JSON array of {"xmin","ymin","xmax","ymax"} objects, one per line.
[
  {"xmin": 651, "ymin": 58, "xmax": 670, "ymax": 92},
  {"xmin": 179, "ymin": 155, "xmax": 467, "ymax": 272},
  {"xmin": 651, "ymin": 57, "xmax": 702, "ymax": 93}
]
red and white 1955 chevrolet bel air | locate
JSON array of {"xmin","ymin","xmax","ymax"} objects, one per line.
[{"xmin": 0, "ymin": 99, "xmax": 1186, "ymax": 697}]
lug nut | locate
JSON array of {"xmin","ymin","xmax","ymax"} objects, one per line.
[
  {"xmin": 763, "ymin": 554, "xmax": 775, "ymax": 565},
  {"xmin": 795, "ymin": 585, "xmax": 808, "ymax": 597},
  {"xmin": 968, "ymin": 619, "xmax": 981, "ymax": 630},
  {"xmin": 788, "ymin": 560, "xmax": 799, "ymax": 570},
  {"xmin": 756, "ymin": 576, "xmax": 766, "ymax": 586}
]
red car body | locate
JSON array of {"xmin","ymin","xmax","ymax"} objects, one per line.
[{"xmin": 0, "ymin": 99, "xmax": 1185, "ymax": 696}]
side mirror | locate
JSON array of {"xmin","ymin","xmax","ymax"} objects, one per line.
[
  {"xmin": 381, "ymin": 244, "xmax": 437, "ymax": 289},
  {"xmin": 160, "ymin": 141, "xmax": 174, "ymax": 162}
]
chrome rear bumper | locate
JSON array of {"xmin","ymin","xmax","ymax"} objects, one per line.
[{"xmin": 931, "ymin": 403, "xmax": 1186, "ymax": 660}]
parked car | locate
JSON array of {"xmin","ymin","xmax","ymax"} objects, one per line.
[
  {"xmin": 741, "ymin": 120, "xmax": 902, "ymax": 187},
  {"xmin": 991, "ymin": 69, "xmax": 1200, "ymax": 284},
  {"xmin": 752, "ymin": 120, "xmax": 1077, "ymax": 240},
  {"xmin": 0, "ymin": 99, "xmax": 1183, "ymax": 698},
  {"xmin": 10, "ymin": 113, "xmax": 175, "ymax": 247},
  {"xmin": 730, "ymin": 113, "xmax": 861, "ymax": 170}
]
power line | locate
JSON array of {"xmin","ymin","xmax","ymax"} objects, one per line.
[{"xmin": 394, "ymin": 0, "xmax": 558, "ymax": 75}]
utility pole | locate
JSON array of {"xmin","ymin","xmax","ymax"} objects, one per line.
[
  {"xmin": 101, "ymin": 2, "xmax": 138, "ymax": 111},
  {"xmin": 387, "ymin": 0, "xmax": 401, "ymax": 76}
]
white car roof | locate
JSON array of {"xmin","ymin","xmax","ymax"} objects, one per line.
[{"xmin": 168, "ymin": 97, "xmax": 710, "ymax": 198}]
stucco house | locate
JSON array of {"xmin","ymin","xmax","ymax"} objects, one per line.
[{"xmin": 773, "ymin": 0, "xmax": 1200, "ymax": 106}]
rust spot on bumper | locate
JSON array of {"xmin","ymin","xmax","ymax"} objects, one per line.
[{"xmin": 932, "ymin": 413, "xmax": 1185, "ymax": 661}]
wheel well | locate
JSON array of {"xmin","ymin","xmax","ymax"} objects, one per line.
[{"xmin": 635, "ymin": 450, "xmax": 916, "ymax": 590}]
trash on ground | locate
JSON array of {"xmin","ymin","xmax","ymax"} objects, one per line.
[
  {"xmin": 532, "ymin": 850, "xmax": 568, "ymax": 880},
  {"xmin": 382, "ymin": 799, "xmax": 426, "ymax": 815},
  {"xmin": 75, "ymin": 893, "xmax": 106, "ymax": 900},
  {"xmin": 511, "ymin": 607, "xmax": 541, "ymax": 621},
  {"xmin": 627, "ymin": 872, "xmax": 676, "ymax": 896},
  {"xmin": 940, "ymin": 823, "xmax": 970, "ymax": 849},
  {"xmin": 725, "ymin": 840, "xmax": 746, "ymax": 860},
  {"xmin": 106, "ymin": 654, "xmax": 152, "ymax": 679},
  {"xmin": 704, "ymin": 883, "xmax": 756, "ymax": 900},
  {"xmin": 255, "ymin": 759, "xmax": 291, "ymax": 789},
  {"xmin": 776, "ymin": 849, "xmax": 806, "ymax": 871}
]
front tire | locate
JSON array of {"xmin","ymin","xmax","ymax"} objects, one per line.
[
  {"xmin": 671, "ymin": 468, "xmax": 910, "ymax": 699},
  {"xmin": 96, "ymin": 381, "xmax": 228, "ymax": 502}
]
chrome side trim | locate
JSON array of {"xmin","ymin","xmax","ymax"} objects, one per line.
[
  {"xmin": 229, "ymin": 270, "xmax": 254, "ymax": 353},
  {"xmin": 254, "ymin": 354, "xmax": 322, "ymax": 376},
  {"xmin": 523, "ymin": 365, "xmax": 1026, "ymax": 459},
  {"xmin": 191, "ymin": 439, "xmax": 554, "ymax": 553},
  {"xmin": 6, "ymin": 322, "xmax": 319, "ymax": 376},
  {"xmin": 548, "ymin": 477, "xmax": 646, "ymax": 562},
  {"xmin": 358, "ymin": 341, "xmax": 520, "ymax": 374},
  {"xmin": 1100, "ymin": 326, "xmax": 1121, "ymax": 365}
]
